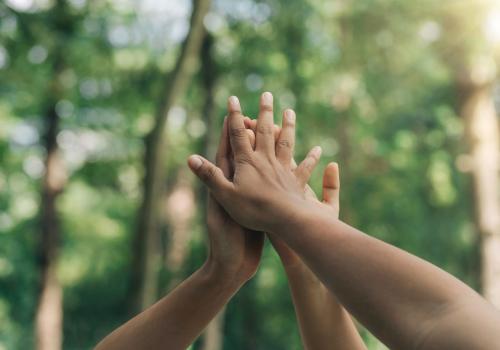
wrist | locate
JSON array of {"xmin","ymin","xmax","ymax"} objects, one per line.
[
  {"xmin": 266, "ymin": 194, "xmax": 311, "ymax": 233},
  {"xmin": 269, "ymin": 201, "xmax": 339, "ymax": 247},
  {"xmin": 267, "ymin": 198, "xmax": 319, "ymax": 235},
  {"xmin": 201, "ymin": 257, "xmax": 248, "ymax": 290}
]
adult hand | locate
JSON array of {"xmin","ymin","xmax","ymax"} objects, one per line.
[
  {"xmin": 205, "ymin": 116, "xmax": 265, "ymax": 282},
  {"xmin": 188, "ymin": 92, "xmax": 322, "ymax": 233}
]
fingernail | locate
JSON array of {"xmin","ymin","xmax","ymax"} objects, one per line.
[
  {"xmin": 188, "ymin": 155, "xmax": 203, "ymax": 170},
  {"xmin": 229, "ymin": 96, "xmax": 240, "ymax": 109},
  {"xmin": 312, "ymin": 146, "xmax": 322, "ymax": 156},
  {"xmin": 285, "ymin": 109, "xmax": 295, "ymax": 123},
  {"xmin": 262, "ymin": 91, "xmax": 273, "ymax": 105}
]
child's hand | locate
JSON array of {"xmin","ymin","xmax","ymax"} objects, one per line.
[
  {"xmin": 188, "ymin": 92, "xmax": 322, "ymax": 233},
  {"xmin": 205, "ymin": 117, "xmax": 264, "ymax": 282}
]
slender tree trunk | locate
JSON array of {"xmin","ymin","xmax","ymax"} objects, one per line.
[
  {"xmin": 458, "ymin": 73, "xmax": 500, "ymax": 307},
  {"xmin": 129, "ymin": 0, "xmax": 211, "ymax": 311},
  {"xmin": 35, "ymin": 2, "xmax": 72, "ymax": 348},
  {"xmin": 163, "ymin": 170, "xmax": 196, "ymax": 291},
  {"xmin": 201, "ymin": 308, "xmax": 226, "ymax": 350},
  {"xmin": 36, "ymin": 104, "xmax": 66, "ymax": 350}
]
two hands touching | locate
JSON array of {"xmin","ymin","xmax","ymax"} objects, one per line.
[
  {"xmin": 97, "ymin": 92, "xmax": 500, "ymax": 350},
  {"xmin": 203, "ymin": 92, "xmax": 366, "ymax": 349},
  {"xmin": 200, "ymin": 92, "xmax": 364, "ymax": 350},
  {"xmin": 202, "ymin": 92, "xmax": 336, "ymax": 283}
]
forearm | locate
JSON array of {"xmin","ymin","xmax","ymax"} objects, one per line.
[
  {"xmin": 283, "ymin": 262, "xmax": 366, "ymax": 350},
  {"xmin": 95, "ymin": 261, "xmax": 242, "ymax": 350},
  {"xmin": 273, "ymin": 205, "xmax": 500, "ymax": 349}
]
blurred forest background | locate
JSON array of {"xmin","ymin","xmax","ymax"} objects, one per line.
[{"xmin": 1, "ymin": 0, "xmax": 500, "ymax": 349}]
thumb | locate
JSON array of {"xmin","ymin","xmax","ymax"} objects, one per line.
[{"xmin": 188, "ymin": 155, "xmax": 233, "ymax": 193}]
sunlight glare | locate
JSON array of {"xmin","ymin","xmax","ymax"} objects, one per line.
[{"xmin": 485, "ymin": 10, "xmax": 500, "ymax": 44}]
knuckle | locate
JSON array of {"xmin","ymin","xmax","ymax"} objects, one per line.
[
  {"xmin": 229, "ymin": 110, "xmax": 242, "ymax": 118},
  {"xmin": 235, "ymin": 153, "xmax": 252, "ymax": 165},
  {"xmin": 260, "ymin": 104, "xmax": 273, "ymax": 112},
  {"xmin": 257, "ymin": 124, "xmax": 274, "ymax": 135},
  {"xmin": 277, "ymin": 139, "xmax": 292, "ymax": 149},
  {"xmin": 229, "ymin": 126, "xmax": 247, "ymax": 139},
  {"xmin": 201, "ymin": 165, "xmax": 218, "ymax": 182}
]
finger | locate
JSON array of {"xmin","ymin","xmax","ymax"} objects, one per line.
[
  {"xmin": 274, "ymin": 124, "xmax": 280, "ymax": 141},
  {"xmin": 188, "ymin": 155, "xmax": 234, "ymax": 194},
  {"xmin": 295, "ymin": 146, "xmax": 322, "ymax": 187},
  {"xmin": 276, "ymin": 109, "xmax": 296, "ymax": 168},
  {"xmin": 322, "ymin": 162, "xmax": 340, "ymax": 214},
  {"xmin": 246, "ymin": 128, "xmax": 256, "ymax": 149},
  {"xmin": 245, "ymin": 118, "xmax": 278, "ymax": 144},
  {"xmin": 215, "ymin": 117, "xmax": 231, "ymax": 177},
  {"xmin": 248, "ymin": 118, "xmax": 257, "ymax": 132},
  {"xmin": 255, "ymin": 92, "xmax": 275, "ymax": 156},
  {"xmin": 227, "ymin": 96, "xmax": 253, "ymax": 162},
  {"xmin": 243, "ymin": 116, "xmax": 253, "ymax": 129}
]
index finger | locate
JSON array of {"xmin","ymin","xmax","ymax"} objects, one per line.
[{"xmin": 227, "ymin": 96, "xmax": 253, "ymax": 161}]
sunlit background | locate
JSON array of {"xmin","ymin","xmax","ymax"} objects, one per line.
[{"xmin": 1, "ymin": 0, "xmax": 500, "ymax": 349}]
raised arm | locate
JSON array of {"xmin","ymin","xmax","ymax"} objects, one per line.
[
  {"xmin": 188, "ymin": 92, "xmax": 500, "ymax": 350},
  {"xmin": 96, "ymin": 116, "xmax": 264, "ymax": 350},
  {"xmin": 245, "ymin": 112, "xmax": 365, "ymax": 349},
  {"xmin": 272, "ymin": 162, "xmax": 366, "ymax": 350}
]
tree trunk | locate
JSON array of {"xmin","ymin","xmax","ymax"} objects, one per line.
[
  {"xmin": 163, "ymin": 170, "xmax": 196, "ymax": 291},
  {"xmin": 130, "ymin": 0, "xmax": 211, "ymax": 311},
  {"xmin": 201, "ymin": 308, "xmax": 226, "ymax": 350},
  {"xmin": 35, "ymin": 2, "xmax": 72, "ymax": 348},
  {"xmin": 36, "ymin": 104, "xmax": 66, "ymax": 350},
  {"xmin": 458, "ymin": 73, "xmax": 500, "ymax": 307}
]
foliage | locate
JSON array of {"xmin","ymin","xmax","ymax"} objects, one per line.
[{"xmin": 0, "ymin": 0, "xmax": 498, "ymax": 348}]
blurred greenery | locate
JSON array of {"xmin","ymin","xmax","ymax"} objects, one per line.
[{"xmin": 1, "ymin": 0, "xmax": 500, "ymax": 349}]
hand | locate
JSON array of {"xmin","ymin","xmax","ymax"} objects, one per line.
[
  {"xmin": 271, "ymin": 162, "xmax": 340, "ymax": 268},
  {"xmin": 188, "ymin": 92, "xmax": 322, "ymax": 234},
  {"xmin": 243, "ymin": 110, "xmax": 341, "ymax": 267},
  {"xmin": 205, "ymin": 117, "xmax": 264, "ymax": 283}
]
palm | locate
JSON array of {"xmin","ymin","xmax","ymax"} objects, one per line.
[{"xmin": 205, "ymin": 116, "xmax": 264, "ymax": 280}]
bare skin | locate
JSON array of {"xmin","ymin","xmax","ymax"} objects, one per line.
[
  {"xmin": 188, "ymin": 92, "xmax": 500, "ymax": 350},
  {"xmin": 245, "ymin": 113, "xmax": 366, "ymax": 350},
  {"xmin": 95, "ymin": 108, "xmax": 327, "ymax": 349},
  {"xmin": 95, "ymin": 117, "xmax": 266, "ymax": 350}
]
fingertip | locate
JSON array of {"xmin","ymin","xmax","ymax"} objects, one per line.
[
  {"xmin": 323, "ymin": 162, "xmax": 340, "ymax": 190},
  {"xmin": 228, "ymin": 95, "xmax": 241, "ymax": 112},
  {"xmin": 246, "ymin": 128, "xmax": 256, "ymax": 149},
  {"xmin": 283, "ymin": 109, "xmax": 296, "ymax": 125},
  {"xmin": 188, "ymin": 155, "xmax": 203, "ymax": 170},
  {"xmin": 311, "ymin": 146, "xmax": 322, "ymax": 159},
  {"xmin": 243, "ymin": 116, "xmax": 252, "ymax": 127},
  {"xmin": 325, "ymin": 162, "xmax": 338, "ymax": 173},
  {"xmin": 261, "ymin": 91, "xmax": 273, "ymax": 107}
]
